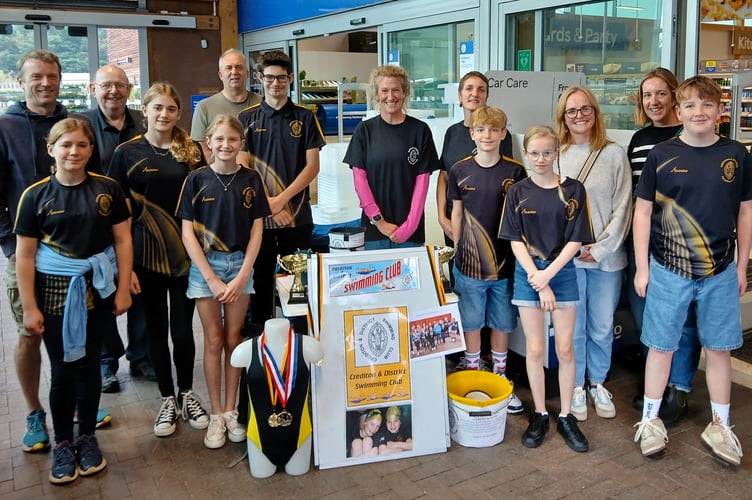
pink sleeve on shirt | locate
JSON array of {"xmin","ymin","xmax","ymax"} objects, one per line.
[
  {"xmin": 352, "ymin": 166, "xmax": 380, "ymax": 218},
  {"xmin": 393, "ymin": 172, "xmax": 430, "ymax": 243}
]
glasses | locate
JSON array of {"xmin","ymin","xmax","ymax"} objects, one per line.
[
  {"xmin": 525, "ymin": 151, "xmax": 556, "ymax": 161},
  {"xmin": 96, "ymin": 82, "xmax": 129, "ymax": 91},
  {"xmin": 564, "ymin": 105, "xmax": 595, "ymax": 118},
  {"xmin": 261, "ymin": 74, "xmax": 290, "ymax": 83}
]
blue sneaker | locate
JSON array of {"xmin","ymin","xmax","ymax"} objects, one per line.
[
  {"xmin": 96, "ymin": 409, "xmax": 112, "ymax": 429},
  {"xmin": 75, "ymin": 434, "xmax": 107, "ymax": 476},
  {"xmin": 22, "ymin": 409, "xmax": 50, "ymax": 453},
  {"xmin": 49, "ymin": 441, "xmax": 78, "ymax": 485}
]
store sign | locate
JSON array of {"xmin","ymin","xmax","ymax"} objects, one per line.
[
  {"xmin": 486, "ymin": 71, "xmax": 586, "ymax": 134},
  {"xmin": 545, "ymin": 16, "xmax": 630, "ymax": 50},
  {"xmin": 734, "ymin": 28, "xmax": 752, "ymax": 56}
]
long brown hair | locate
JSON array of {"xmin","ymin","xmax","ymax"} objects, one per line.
[{"xmin": 142, "ymin": 82, "xmax": 202, "ymax": 169}]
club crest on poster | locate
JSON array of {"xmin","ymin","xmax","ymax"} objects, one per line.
[{"xmin": 344, "ymin": 306, "xmax": 411, "ymax": 409}]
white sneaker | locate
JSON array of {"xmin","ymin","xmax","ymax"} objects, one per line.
[
  {"xmin": 701, "ymin": 422, "xmax": 743, "ymax": 466},
  {"xmin": 203, "ymin": 415, "xmax": 226, "ymax": 449},
  {"xmin": 154, "ymin": 396, "xmax": 178, "ymax": 437},
  {"xmin": 179, "ymin": 390, "xmax": 209, "ymax": 430},
  {"xmin": 571, "ymin": 386, "xmax": 588, "ymax": 421},
  {"xmin": 589, "ymin": 383, "xmax": 616, "ymax": 418},
  {"xmin": 633, "ymin": 417, "xmax": 668, "ymax": 456},
  {"xmin": 223, "ymin": 410, "xmax": 247, "ymax": 443}
]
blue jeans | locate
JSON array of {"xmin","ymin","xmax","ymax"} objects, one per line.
[
  {"xmin": 628, "ymin": 239, "xmax": 703, "ymax": 391},
  {"xmin": 364, "ymin": 239, "xmax": 423, "ymax": 250},
  {"xmin": 642, "ymin": 259, "xmax": 742, "ymax": 352},
  {"xmin": 574, "ymin": 267, "xmax": 622, "ymax": 387}
]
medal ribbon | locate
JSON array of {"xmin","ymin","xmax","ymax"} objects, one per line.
[{"xmin": 261, "ymin": 327, "xmax": 298, "ymax": 410}]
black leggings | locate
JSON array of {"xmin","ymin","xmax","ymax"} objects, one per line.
[
  {"xmin": 136, "ymin": 268, "xmax": 195, "ymax": 397},
  {"xmin": 42, "ymin": 306, "xmax": 108, "ymax": 443}
]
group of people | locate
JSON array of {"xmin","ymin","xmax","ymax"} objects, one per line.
[
  {"xmin": 2, "ymin": 43, "xmax": 747, "ymax": 486},
  {"xmin": 439, "ymin": 67, "xmax": 748, "ymax": 467},
  {"xmin": 3, "ymin": 47, "xmax": 323, "ymax": 485}
]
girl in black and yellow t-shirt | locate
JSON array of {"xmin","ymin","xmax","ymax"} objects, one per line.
[
  {"xmin": 15, "ymin": 118, "xmax": 132, "ymax": 484},
  {"xmin": 109, "ymin": 82, "xmax": 208, "ymax": 439}
]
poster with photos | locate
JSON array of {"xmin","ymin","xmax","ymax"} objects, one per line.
[{"xmin": 344, "ymin": 306, "xmax": 411, "ymax": 409}]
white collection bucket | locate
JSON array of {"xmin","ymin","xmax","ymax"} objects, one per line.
[
  {"xmin": 329, "ymin": 226, "xmax": 366, "ymax": 252},
  {"xmin": 446, "ymin": 370, "xmax": 512, "ymax": 448}
]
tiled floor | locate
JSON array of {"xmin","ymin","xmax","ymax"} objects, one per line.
[{"xmin": 1, "ymin": 254, "xmax": 752, "ymax": 499}]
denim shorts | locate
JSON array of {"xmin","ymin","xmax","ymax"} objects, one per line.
[
  {"xmin": 511, "ymin": 258, "xmax": 579, "ymax": 308},
  {"xmin": 187, "ymin": 250, "xmax": 254, "ymax": 299},
  {"xmin": 452, "ymin": 268, "xmax": 516, "ymax": 332},
  {"xmin": 641, "ymin": 258, "xmax": 742, "ymax": 352}
]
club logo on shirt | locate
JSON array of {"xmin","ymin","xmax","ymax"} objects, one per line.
[
  {"xmin": 96, "ymin": 194, "xmax": 113, "ymax": 216},
  {"xmin": 720, "ymin": 158, "xmax": 738, "ymax": 183},
  {"xmin": 501, "ymin": 178, "xmax": 516, "ymax": 193},
  {"xmin": 565, "ymin": 198, "xmax": 579, "ymax": 221},
  {"xmin": 289, "ymin": 120, "xmax": 303, "ymax": 138},
  {"xmin": 407, "ymin": 147, "xmax": 420, "ymax": 166},
  {"xmin": 242, "ymin": 187, "xmax": 256, "ymax": 208}
]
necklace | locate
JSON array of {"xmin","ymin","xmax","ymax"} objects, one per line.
[
  {"xmin": 146, "ymin": 139, "xmax": 170, "ymax": 157},
  {"xmin": 211, "ymin": 167, "xmax": 239, "ymax": 191}
]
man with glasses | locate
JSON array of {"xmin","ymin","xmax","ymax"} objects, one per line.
[
  {"xmin": 238, "ymin": 50, "xmax": 325, "ymax": 335},
  {"xmin": 191, "ymin": 48, "xmax": 261, "ymax": 160},
  {"xmin": 78, "ymin": 64, "xmax": 153, "ymax": 394}
]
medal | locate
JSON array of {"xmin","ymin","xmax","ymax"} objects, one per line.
[
  {"xmin": 267, "ymin": 413, "xmax": 279, "ymax": 428},
  {"xmin": 261, "ymin": 327, "xmax": 299, "ymax": 429},
  {"xmin": 276, "ymin": 410, "xmax": 293, "ymax": 427}
]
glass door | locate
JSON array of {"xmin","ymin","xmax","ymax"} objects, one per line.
[{"xmin": 383, "ymin": 10, "xmax": 478, "ymax": 120}]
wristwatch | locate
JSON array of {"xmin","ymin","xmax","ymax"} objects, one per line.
[{"xmin": 369, "ymin": 214, "xmax": 383, "ymax": 225}]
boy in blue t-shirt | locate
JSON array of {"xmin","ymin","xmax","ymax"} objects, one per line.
[
  {"xmin": 447, "ymin": 106, "xmax": 527, "ymax": 415},
  {"xmin": 632, "ymin": 76, "xmax": 752, "ymax": 466}
]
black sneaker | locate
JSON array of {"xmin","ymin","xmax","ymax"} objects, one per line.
[
  {"xmin": 557, "ymin": 414, "xmax": 589, "ymax": 452},
  {"xmin": 179, "ymin": 390, "xmax": 209, "ymax": 430},
  {"xmin": 101, "ymin": 373, "xmax": 120, "ymax": 393},
  {"xmin": 659, "ymin": 386, "xmax": 688, "ymax": 426},
  {"xmin": 130, "ymin": 363, "xmax": 158, "ymax": 382},
  {"xmin": 521, "ymin": 412, "xmax": 549, "ymax": 448},
  {"xmin": 632, "ymin": 393, "xmax": 644, "ymax": 411},
  {"xmin": 75, "ymin": 434, "xmax": 107, "ymax": 476},
  {"xmin": 49, "ymin": 441, "xmax": 78, "ymax": 485}
]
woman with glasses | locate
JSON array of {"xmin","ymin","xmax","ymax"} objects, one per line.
[
  {"xmin": 344, "ymin": 65, "xmax": 439, "ymax": 249},
  {"xmin": 555, "ymin": 86, "xmax": 632, "ymax": 423},
  {"xmin": 109, "ymin": 82, "xmax": 210, "ymax": 439}
]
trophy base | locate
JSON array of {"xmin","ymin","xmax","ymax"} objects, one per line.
[{"xmin": 288, "ymin": 292, "xmax": 308, "ymax": 305}]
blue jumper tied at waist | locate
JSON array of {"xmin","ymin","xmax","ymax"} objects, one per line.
[{"xmin": 35, "ymin": 243, "xmax": 117, "ymax": 362}]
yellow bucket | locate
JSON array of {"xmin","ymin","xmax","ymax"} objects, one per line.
[{"xmin": 446, "ymin": 370, "xmax": 513, "ymax": 447}]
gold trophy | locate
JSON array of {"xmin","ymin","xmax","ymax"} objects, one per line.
[
  {"xmin": 277, "ymin": 253, "xmax": 309, "ymax": 304},
  {"xmin": 436, "ymin": 246, "xmax": 456, "ymax": 293}
]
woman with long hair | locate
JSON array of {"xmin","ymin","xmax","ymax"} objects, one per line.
[{"xmin": 109, "ymin": 82, "xmax": 209, "ymax": 438}]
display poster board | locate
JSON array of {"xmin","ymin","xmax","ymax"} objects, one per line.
[
  {"xmin": 485, "ymin": 71, "xmax": 586, "ymax": 135},
  {"xmin": 309, "ymin": 247, "xmax": 450, "ymax": 469}
]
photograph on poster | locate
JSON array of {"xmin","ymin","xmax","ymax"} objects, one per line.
[
  {"xmin": 344, "ymin": 306, "xmax": 412, "ymax": 408},
  {"xmin": 409, "ymin": 303, "xmax": 466, "ymax": 361},
  {"xmin": 346, "ymin": 404, "xmax": 413, "ymax": 458}
]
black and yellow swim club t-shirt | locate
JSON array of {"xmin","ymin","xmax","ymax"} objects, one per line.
[
  {"xmin": 176, "ymin": 165, "xmax": 271, "ymax": 253},
  {"xmin": 635, "ymin": 137, "xmax": 752, "ymax": 280},
  {"xmin": 499, "ymin": 177, "xmax": 594, "ymax": 261},
  {"xmin": 447, "ymin": 155, "xmax": 527, "ymax": 280}
]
